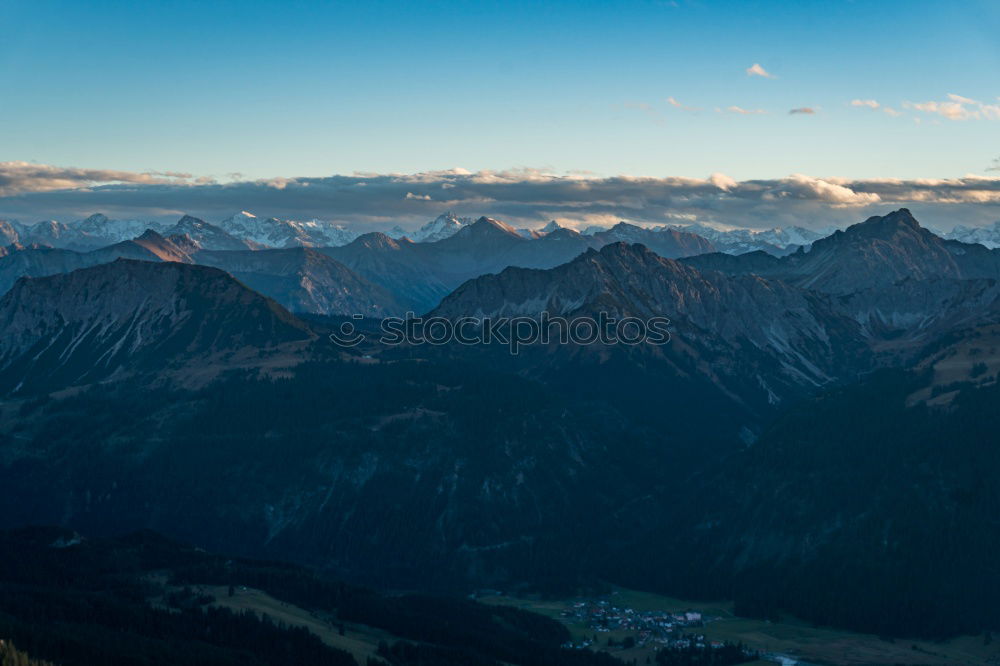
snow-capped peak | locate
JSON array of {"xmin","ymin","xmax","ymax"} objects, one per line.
[
  {"xmin": 661, "ymin": 221, "xmax": 829, "ymax": 255},
  {"xmin": 407, "ymin": 212, "xmax": 473, "ymax": 242},
  {"xmin": 219, "ymin": 212, "xmax": 358, "ymax": 248},
  {"xmin": 72, "ymin": 213, "xmax": 161, "ymax": 244},
  {"xmin": 944, "ymin": 221, "xmax": 1000, "ymax": 249}
]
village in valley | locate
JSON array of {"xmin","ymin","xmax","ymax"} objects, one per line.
[
  {"xmin": 557, "ymin": 598, "xmax": 721, "ymax": 652},
  {"xmin": 473, "ymin": 588, "xmax": 769, "ymax": 664}
]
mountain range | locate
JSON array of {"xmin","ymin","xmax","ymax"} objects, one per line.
[
  {"xmin": 5, "ymin": 208, "xmax": 999, "ymax": 260},
  {"xmin": 682, "ymin": 208, "xmax": 1000, "ymax": 293},
  {"xmin": 0, "ymin": 215, "xmax": 719, "ymax": 315},
  {"xmin": 1, "ymin": 208, "xmax": 1000, "ymax": 642},
  {"xmin": 0, "ymin": 210, "xmax": 815, "ymax": 256},
  {"xmin": 662, "ymin": 222, "xmax": 827, "ymax": 255}
]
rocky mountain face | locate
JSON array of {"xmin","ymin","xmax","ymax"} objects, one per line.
[
  {"xmin": 0, "ymin": 231, "xmax": 396, "ymax": 317},
  {"xmin": 588, "ymin": 222, "xmax": 716, "ymax": 258},
  {"xmin": 195, "ymin": 247, "xmax": 406, "ymax": 316},
  {"xmin": 0, "ymin": 236, "xmax": 183, "ymax": 297},
  {"xmin": 161, "ymin": 215, "xmax": 259, "ymax": 251},
  {"xmin": 128, "ymin": 229, "xmax": 200, "ymax": 262},
  {"xmin": 0, "ymin": 220, "xmax": 20, "ymax": 246},
  {"xmin": 0, "ymin": 259, "xmax": 311, "ymax": 394},
  {"xmin": 683, "ymin": 208, "xmax": 1000, "ymax": 293},
  {"xmin": 425, "ymin": 216, "xmax": 530, "ymax": 278},
  {"xmin": 321, "ymin": 232, "xmax": 451, "ymax": 312},
  {"xmin": 840, "ymin": 277, "xmax": 1000, "ymax": 353},
  {"xmin": 433, "ymin": 242, "xmax": 871, "ymax": 399}
]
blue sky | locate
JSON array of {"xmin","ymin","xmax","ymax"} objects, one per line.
[
  {"xmin": 0, "ymin": 1, "xmax": 998, "ymax": 231},
  {"xmin": 2, "ymin": 0, "xmax": 998, "ymax": 181}
]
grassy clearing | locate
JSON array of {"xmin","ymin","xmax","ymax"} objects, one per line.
[{"xmin": 197, "ymin": 584, "xmax": 396, "ymax": 664}]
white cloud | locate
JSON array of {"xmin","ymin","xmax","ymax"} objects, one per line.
[
  {"xmin": 0, "ymin": 161, "xmax": 196, "ymax": 197},
  {"xmin": 947, "ymin": 93, "xmax": 977, "ymax": 105},
  {"xmin": 709, "ymin": 172, "xmax": 737, "ymax": 190},
  {"xmin": 2, "ymin": 164, "xmax": 999, "ymax": 232},
  {"xmin": 850, "ymin": 99, "xmax": 903, "ymax": 117},
  {"xmin": 666, "ymin": 96, "xmax": 701, "ymax": 112},
  {"xmin": 746, "ymin": 63, "xmax": 775, "ymax": 79},
  {"xmin": 850, "ymin": 99, "xmax": 880, "ymax": 109},
  {"xmin": 904, "ymin": 93, "xmax": 1000, "ymax": 121},
  {"xmin": 906, "ymin": 100, "xmax": 972, "ymax": 120},
  {"xmin": 723, "ymin": 105, "xmax": 767, "ymax": 115},
  {"xmin": 766, "ymin": 174, "xmax": 880, "ymax": 205}
]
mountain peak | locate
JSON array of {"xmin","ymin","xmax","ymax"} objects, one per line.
[
  {"xmin": 351, "ymin": 231, "xmax": 403, "ymax": 250},
  {"xmin": 129, "ymin": 229, "xmax": 198, "ymax": 262},
  {"xmin": 136, "ymin": 228, "xmax": 166, "ymax": 242},
  {"xmin": 164, "ymin": 215, "xmax": 255, "ymax": 250},
  {"xmin": 407, "ymin": 211, "xmax": 471, "ymax": 242},
  {"xmin": 229, "ymin": 211, "xmax": 256, "ymax": 219},
  {"xmin": 544, "ymin": 227, "xmax": 581, "ymax": 240},
  {"xmin": 176, "ymin": 214, "xmax": 207, "ymax": 227},
  {"xmin": 594, "ymin": 240, "xmax": 662, "ymax": 263},
  {"xmin": 465, "ymin": 216, "xmax": 523, "ymax": 238},
  {"xmin": 852, "ymin": 208, "xmax": 922, "ymax": 235}
]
